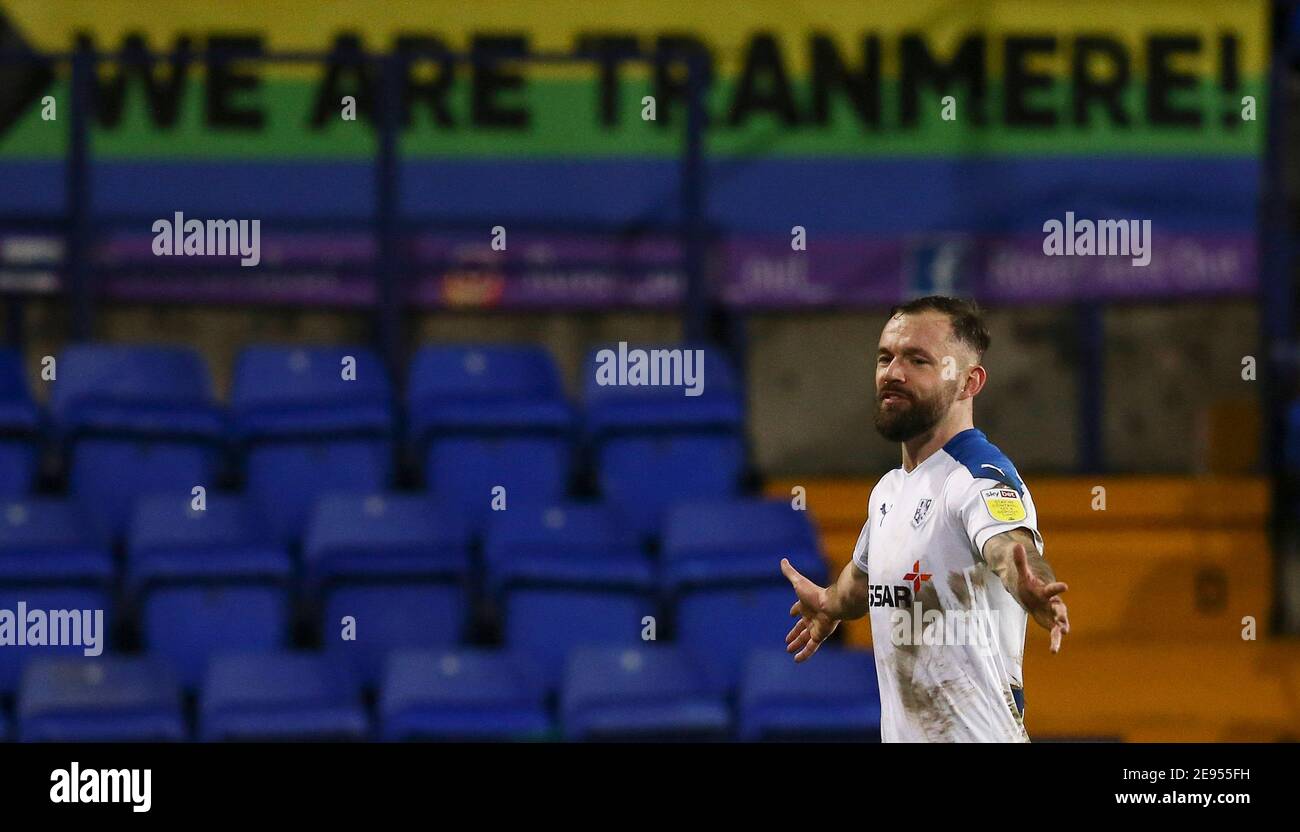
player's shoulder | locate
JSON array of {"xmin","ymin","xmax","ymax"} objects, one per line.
[{"xmin": 940, "ymin": 428, "xmax": 1026, "ymax": 495}]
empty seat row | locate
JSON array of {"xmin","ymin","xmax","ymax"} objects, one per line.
[
  {"xmin": 1, "ymin": 342, "xmax": 742, "ymax": 446},
  {"xmin": 7, "ymin": 647, "xmax": 881, "ymax": 742},
  {"xmin": 0, "ymin": 343, "xmax": 747, "ymax": 541},
  {"xmin": 0, "ymin": 492, "xmax": 824, "ymax": 693},
  {"xmin": 0, "ymin": 577, "xmax": 821, "ymax": 693},
  {"xmin": 0, "ymin": 494, "xmax": 823, "ymax": 590}
]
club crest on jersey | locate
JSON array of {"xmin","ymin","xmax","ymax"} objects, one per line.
[
  {"xmin": 981, "ymin": 487, "xmax": 1026, "ymax": 523},
  {"xmin": 911, "ymin": 498, "xmax": 934, "ymax": 528}
]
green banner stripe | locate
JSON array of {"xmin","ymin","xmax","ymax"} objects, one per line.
[{"xmin": 0, "ymin": 77, "xmax": 1264, "ymax": 160}]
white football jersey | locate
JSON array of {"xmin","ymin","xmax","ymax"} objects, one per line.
[{"xmin": 851, "ymin": 428, "xmax": 1043, "ymax": 743}]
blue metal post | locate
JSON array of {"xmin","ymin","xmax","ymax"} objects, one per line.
[
  {"xmin": 67, "ymin": 45, "xmax": 93, "ymax": 341},
  {"xmin": 680, "ymin": 51, "xmax": 708, "ymax": 345},
  {"xmin": 375, "ymin": 53, "xmax": 403, "ymax": 380}
]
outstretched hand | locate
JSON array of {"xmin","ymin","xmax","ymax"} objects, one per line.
[
  {"xmin": 1012, "ymin": 543, "xmax": 1070, "ymax": 653},
  {"xmin": 781, "ymin": 558, "xmax": 839, "ymax": 662}
]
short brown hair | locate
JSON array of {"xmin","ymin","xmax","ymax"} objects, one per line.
[{"xmin": 888, "ymin": 295, "xmax": 990, "ymax": 358}]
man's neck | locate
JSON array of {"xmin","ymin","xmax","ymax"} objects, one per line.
[{"xmin": 900, "ymin": 415, "xmax": 975, "ymax": 472}]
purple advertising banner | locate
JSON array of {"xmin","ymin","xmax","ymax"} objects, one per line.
[{"xmin": 0, "ymin": 230, "xmax": 1257, "ymax": 309}]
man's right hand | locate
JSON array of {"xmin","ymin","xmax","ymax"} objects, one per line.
[{"xmin": 781, "ymin": 558, "xmax": 839, "ymax": 662}]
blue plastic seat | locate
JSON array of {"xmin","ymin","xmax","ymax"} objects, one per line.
[
  {"xmin": 72, "ymin": 438, "xmax": 222, "ymax": 541},
  {"xmin": 677, "ymin": 586, "xmax": 802, "ymax": 694},
  {"xmin": 660, "ymin": 498, "xmax": 825, "ymax": 590},
  {"xmin": 54, "ymin": 345, "xmax": 224, "ymax": 541},
  {"xmin": 245, "ymin": 439, "xmax": 394, "ymax": 545},
  {"xmin": 503, "ymin": 588, "xmax": 651, "ymax": 692},
  {"xmin": 127, "ymin": 493, "xmax": 290, "ymax": 587},
  {"xmin": 581, "ymin": 344, "xmax": 744, "ymax": 439},
  {"xmin": 407, "ymin": 345, "xmax": 574, "ymax": 530},
  {"xmin": 598, "ymin": 434, "xmax": 745, "ymax": 539},
  {"xmin": 424, "ymin": 436, "xmax": 571, "ymax": 530},
  {"xmin": 50, "ymin": 344, "xmax": 224, "ymax": 439},
  {"xmin": 483, "ymin": 502, "xmax": 651, "ymax": 595},
  {"xmin": 18, "ymin": 656, "xmax": 185, "ymax": 742},
  {"xmin": 0, "ymin": 439, "xmax": 38, "ymax": 498},
  {"xmin": 406, "ymin": 344, "xmax": 572, "ymax": 436},
  {"xmin": 302, "ymin": 493, "xmax": 470, "ymax": 586},
  {"xmin": 324, "ymin": 584, "xmax": 466, "ymax": 687},
  {"xmin": 0, "ymin": 349, "xmax": 40, "ymax": 496},
  {"xmin": 0, "ymin": 349, "xmax": 39, "ymax": 431},
  {"xmin": 379, "ymin": 648, "xmax": 551, "ymax": 741},
  {"xmin": 232, "ymin": 345, "xmax": 395, "ymax": 545},
  {"xmin": 0, "ymin": 498, "xmax": 112, "ymax": 585},
  {"xmin": 199, "ymin": 651, "xmax": 368, "ymax": 741},
  {"xmin": 142, "ymin": 585, "xmax": 289, "ymax": 688},
  {"xmin": 0, "ymin": 587, "xmax": 111, "ymax": 696},
  {"xmin": 738, "ymin": 648, "xmax": 882, "ymax": 741},
  {"xmin": 230, "ymin": 345, "xmax": 393, "ymax": 439},
  {"xmin": 560, "ymin": 647, "xmax": 731, "ymax": 741}
]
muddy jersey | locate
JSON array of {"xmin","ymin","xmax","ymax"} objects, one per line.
[{"xmin": 851, "ymin": 428, "xmax": 1042, "ymax": 743}]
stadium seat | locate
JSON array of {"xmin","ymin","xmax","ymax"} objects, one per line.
[
  {"xmin": 379, "ymin": 648, "xmax": 551, "ymax": 741},
  {"xmin": 560, "ymin": 646, "xmax": 730, "ymax": 741},
  {"xmin": 598, "ymin": 434, "xmax": 745, "ymax": 540},
  {"xmin": 503, "ymin": 588, "xmax": 650, "ymax": 691},
  {"xmin": 53, "ymin": 344, "xmax": 226, "ymax": 540},
  {"xmin": 660, "ymin": 497, "xmax": 824, "ymax": 590},
  {"xmin": 0, "ymin": 498, "xmax": 112, "ymax": 585},
  {"xmin": 71, "ymin": 438, "xmax": 222, "ymax": 541},
  {"xmin": 54, "ymin": 340, "xmax": 227, "ymax": 535},
  {"xmin": 0, "ymin": 439, "xmax": 38, "ymax": 499},
  {"xmin": 199, "ymin": 651, "xmax": 369, "ymax": 741},
  {"xmin": 142, "ymin": 586, "xmax": 289, "ymax": 688},
  {"xmin": 325, "ymin": 584, "xmax": 466, "ymax": 687},
  {"xmin": 126, "ymin": 493, "xmax": 291, "ymax": 587},
  {"xmin": 0, "ymin": 349, "xmax": 40, "ymax": 496},
  {"xmin": 0, "ymin": 587, "xmax": 112, "ymax": 697},
  {"xmin": 581, "ymin": 344, "xmax": 744, "ymax": 439},
  {"xmin": 18, "ymin": 656, "xmax": 185, "ymax": 742},
  {"xmin": 407, "ymin": 345, "xmax": 574, "ymax": 530},
  {"xmin": 302, "ymin": 493, "xmax": 471, "ymax": 586},
  {"xmin": 230, "ymin": 346, "xmax": 393, "ymax": 440},
  {"xmin": 406, "ymin": 344, "xmax": 572, "ymax": 437},
  {"xmin": 50, "ymin": 344, "xmax": 223, "ymax": 439},
  {"xmin": 482, "ymin": 501, "xmax": 652, "ymax": 595},
  {"xmin": 245, "ymin": 440, "xmax": 394, "ymax": 545},
  {"xmin": 424, "ymin": 437, "xmax": 571, "ymax": 530},
  {"xmin": 738, "ymin": 648, "xmax": 881, "ymax": 741},
  {"xmin": 676, "ymin": 586, "xmax": 801, "ymax": 693},
  {"xmin": 233, "ymin": 345, "xmax": 396, "ymax": 545}
]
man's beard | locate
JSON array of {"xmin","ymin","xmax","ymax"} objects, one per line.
[{"xmin": 873, "ymin": 387, "xmax": 949, "ymax": 442}]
